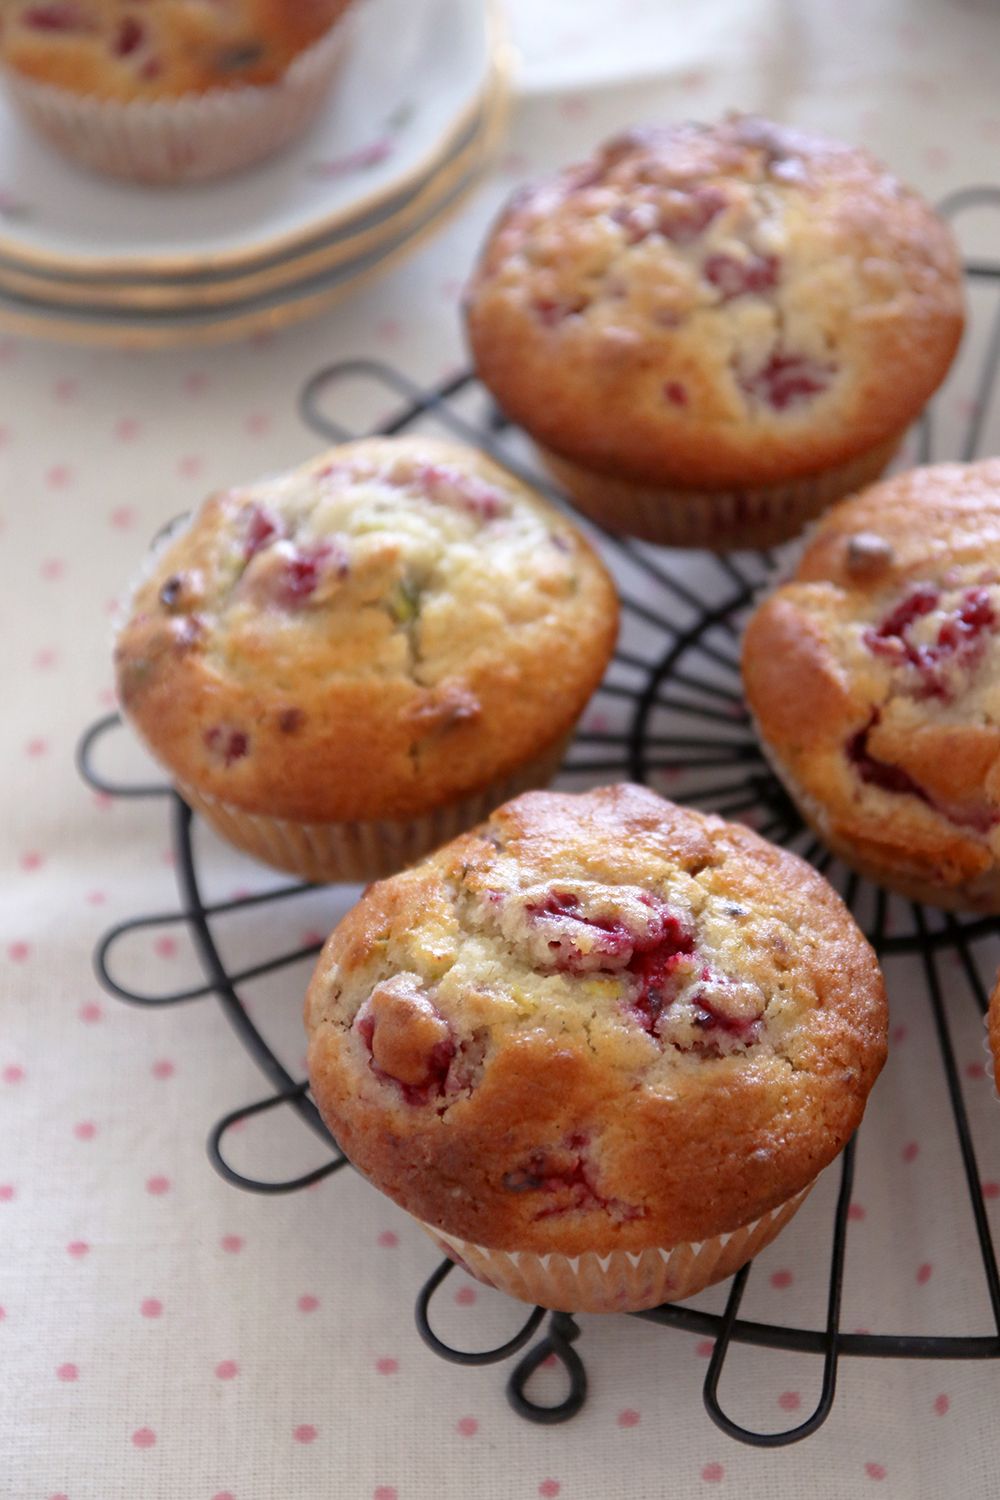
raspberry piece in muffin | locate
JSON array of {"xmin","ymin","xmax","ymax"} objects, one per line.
[
  {"xmin": 306, "ymin": 784, "xmax": 886, "ymax": 1311},
  {"xmin": 465, "ymin": 114, "xmax": 963, "ymax": 549},
  {"xmin": 743, "ymin": 460, "xmax": 1000, "ymax": 908}
]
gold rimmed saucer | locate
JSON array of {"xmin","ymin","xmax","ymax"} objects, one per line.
[{"xmin": 0, "ymin": 0, "xmax": 503, "ymax": 282}]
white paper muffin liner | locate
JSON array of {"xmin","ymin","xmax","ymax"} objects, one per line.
[
  {"xmin": 416, "ymin": 1184, "xmax": 814, "ymax": 1314},
  {"xmin": 3, "ymin": 18, "xmax": 351, "ymax": 184},
  {"xmin": 538, "ymin": 437, "xmax": 901, "ymax": 552},
  {"xmin": 174, "ymin": 731, "xmax": 573, "ymax": 884}
]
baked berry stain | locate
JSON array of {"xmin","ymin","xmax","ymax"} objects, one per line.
[
  {"xmin": 864, "ymin": 582, "xmax": 996, "ymax": 700},
  {"xmin": 847, "ymin": 710, "xmax": 997, "ymax": 833}
]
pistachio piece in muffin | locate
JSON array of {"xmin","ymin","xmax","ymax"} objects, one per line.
[
  {"xmin": 743, "ymin": 460, "xmax": 1000, "ymax": 909},
  {"xmin": 465, "ymin": 114, "xmax": 964, "ymax": 549},
  {"xmin": 306, "ymin": 784, "xmax": 887, "ymax": 1312},
  {"xmin": 114, "ymin": 438, "xmax": 618, "ymax": 883}
]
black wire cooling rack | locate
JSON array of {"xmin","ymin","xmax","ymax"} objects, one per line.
[{"xmin": 77, "ymin": 188, "xmax": 1000, "ymax": 1448}]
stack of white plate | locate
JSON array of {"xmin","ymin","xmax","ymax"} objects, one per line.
[{"xmin": 0, "ymin": 0, "xmax": 507, "ymax": 348}]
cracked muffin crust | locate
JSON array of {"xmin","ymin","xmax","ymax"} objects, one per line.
[
  {"xmin": 743, "ymin": 461, "xmax": 1000, "ymax": 909},
  {"xmin": 465, "ymin": 115, "xmax": 963, "ymax": 548},
  {"xmin": 115, "ymin": 437, "xmax": 618, "ymax": 881},
  {"xmin": 305, "ymin": 784, "xmax": 886, "ymax": 1294},
  {"xmin": 988, "ymin": 977, "xmax": 1000, "ymax": 1094},
  {"xmin": 0, "ymin": 0, "xmax": 349, "ymax": 98}
]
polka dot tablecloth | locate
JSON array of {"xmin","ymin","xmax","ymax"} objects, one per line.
[{"xmin": 5, "ymin": 2, "xmax": 1000, "ymax": 1496}]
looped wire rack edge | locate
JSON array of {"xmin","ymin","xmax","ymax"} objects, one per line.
[{"xmin": 77, "ymin": 190, "xmax": 1000, "ymax": 1445}]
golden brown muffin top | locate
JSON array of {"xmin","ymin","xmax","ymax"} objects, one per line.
[
  {"xmin": 114, "ymin": 437, "xmax": 618, "ymax": 824},
  {"xmin": 0, "ymin": 0, "xmax": 348, "ymax": 98},
  {"xmin": 743, "ymin": 461, "xmax": 1000, "ymax": 905},
  {"xmin": 988, "ymin": 976, "xmax": 1000, "ymax": 1094},
  {"xmin": 306, "ymin": 784, "xmax": 887, "ymax": 1254},
  {"xmin": 465, "ymin": 116, "xmax": 963, "ymax": 490}
]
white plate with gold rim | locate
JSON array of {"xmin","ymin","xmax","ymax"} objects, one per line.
[
  {"xmin": 0, "ymin": 71, "xmax": 507, "ymax": 312},
  {"xmin": 0, "ymin": 82, "xmax": 504, "ymax": 348},
  {"xmin": 0, "ymin": 0, "xmax": 499, "ymax": 281}
]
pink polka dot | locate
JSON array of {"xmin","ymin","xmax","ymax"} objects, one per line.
[
  {"xmin": 7, "ymin": 942, "xmax": 30, "ymax": 962},
  {"xmin": 73, "ymin": 1122, "xmax": 96, "ymax": 1141},
  {"xmin": 298, "ymin": 1294, "xmax": 319, "ymax": 1312},
  {"xmin": 891, "ymin": 1025, "xmax": 907, "ymax": 1044},
  {"xmin": 132, "ymin": 1427, "xmax": 156, "ymax": 1448},
  {"xmin": 46, "ymin": 464, "xmax": 72, "ymax": 489},
  {"xmin": 154, "ymin": 935, "xmax": 178, "ymax": 959},
  {"xmin": 902, "ymin": 1141, "xmax": 919, "ymax": 1163},
  {"xmin": 377, "ymin": 1230, "xmax": 398, "ymax": 1247},
  {"xmin": 966, "ymin": 1061, "xmax": 986, "ymax": 1080},
  {"xmin": 215, "ymin": 1360, "xmax": 238, "ymax": 1380},
  {"xmin": 983, "ymin": 1181, "xmax": 1000, "ymax": 1199},
  {"xmin": 695, "ymin": 1339, "xmax": 714, "ymax": 1358},
  {"xmin": 778, "ymin": 1391, "xmax": 801, "ymax": 1412},
  {"xmin": 617, "ymin": 1408, "xmax": 640, "ymax": 1427},
  {"xmin": 770, "ymin": 1269, "xmax": 793, "ymax": 1289},
  {"xmin": 848, "ymin": 1203, "xmax": 866, "ymax": 1222},
  {"xmin": 924, "ymin": 145, "xmax": 951, "ymax": 171},
  {"xmin": 53, "ymin": 377, "xmax": 78, "ymax": 402},
  {"xmin": 110, "ymin": 506, "xmax": 135, "ymax": 530},
  {"xmin": 376, "ymin": 1357, "xmax": 398, "ymax": 1375},
  {"xmin": 183, "ymin": 372, "xmax": 210, "ymax": 395},
  {"xmin": 917, "ymin": 1262, "xmax": 933, "ymax": 1285},
  {"xmin": 67, "ymin": 1240, "xmax": 89, "ymax": 1258},
  {"xmin": 85, "ymin": 890, "xmax": 107, "ymax": 906},
  {"xmin": 375, "ymin": 318, "xmax": 403, "ymax": 343},
  {"xmin": 79, "ymin": 1002, "xmax": 103, "ymax": 1023},
  {"xmin": 454, "ymin": 1285, "xmax": 476, "ymax": 1306},
  {"xmin": 865, "ymin": 1463, "xmax": 887, "ymax": 1481},
  {"xmin": 373, "ymin": 1490, "xmax": 397, "ymax": 1500},
  {"xmin": 32, "ymin": 650, "xmax": 56, "ymax": 672},
  {"xmin": 19, "ymin": 849, "xmax": 44, "ymax": 870},
  {"xmin": 151, "ymin": 1059, "xmax": 175, "ymax": 1080},
  {"xmin": 0, "ymin": 1185, "xmax": 14, "ymax": 1202},
  {"xmin": 41, "ymin": 558, "xmax": 65, "ymax": 580},
  {"xmin": 539, "ymin": 1484, "xmax": 561, "ymax": 1499},
  {"xmin": 245, "ymin": 412, "xmax": 271, "ymax": 435},
  {"xmin": 25, "ymin": 739, "xmax": 47, "ymax": 758},
  {"xmin": 221, "ymin": 1235, "xmax": 244, "ymax": 1254},
  {"xmin": 2, "ymin": 1064, "xmax": 24, "ymax": 1083},
  {"xmin": 456, "ymin": 1416, "xmax": 478, "ymax": 1436},
  {"xmin": 56, "ymin": 1362, "xmax": 78, "ymax": 1381},
  {"xmin": 701, "ymin": 1465, "xmax": 725, "ymax": 1483},
  {"xmin": 140, "ymin": 1298, "xmax": 162, "ymax": 1318},
  {"xmin": 294, "ymin": 1425, "xmax": 317, "ymax": 1444},
  {"xmin": 213, "ymin": 1494, "xmax": 236, "ymax": 1500},
  {"xmin": 146, "ymin": 1175, "xmax": 171, "ymax": 1196},
  {"xmin": 178, "ymin": 455, "xmax": 204, "ymax": 479},
  {"xmin": 934, "ymin": 1393, "xmax": 950, "ymax": 1415},
  {"xmin": 115, "ymin": 417, "xmax": 141, "ymax": 442}
]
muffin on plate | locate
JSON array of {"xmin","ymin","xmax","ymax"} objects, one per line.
[
  {"xmin": 465, "ymin": 114, "xmax": 964, "ymax": 550},
  {"xmin": 743, "ymin": 460, "xmax": 1000, "ymax": 909},
  {"xmin": 0, "ymin": 0, "xmax": 354, "ymax": 182},
  {"xmin": 305, "ymin": 783, "xmax": 887, "ymax": 1313},
  {"xmin": 114, "ymin": 437, "xmax": 618, "ymax": 884}
]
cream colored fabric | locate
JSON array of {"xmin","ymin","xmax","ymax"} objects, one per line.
[{"xmin": 4, "ymin": 2, "xmax": 1000, "ymax": 1495}]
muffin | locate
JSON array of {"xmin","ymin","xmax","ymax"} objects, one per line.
[
  {"xmin": 114, "ymin": 437, "xmax": 618, "ymax": 884},
  {"xmin": 465, "ymin": 115, "xmax": 964, "ymax": 550},
  {"xmin": 0, "ymin": 0, "xmax": 354, "ymax": 182},
  {"xmin": 743, "ymin": 461, "xmax": 1000, "ymax": 909},
  {"xmin": 988, "ymin": 980, "xmax": 1000, "ymax": 1093},
  {"xmin": 305, "ymin": 783, "xmax": 887, "ymax": 1313}
]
